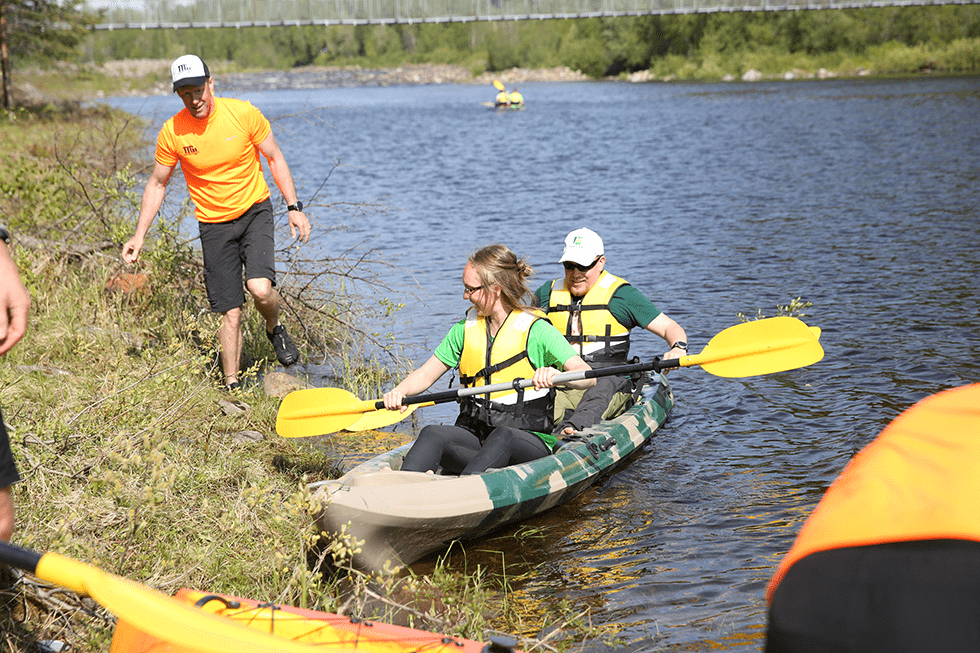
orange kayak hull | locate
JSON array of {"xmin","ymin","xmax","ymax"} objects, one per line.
[{"xmin": 110, "ymin": 587, "xmax": 513, "ymax": 653}]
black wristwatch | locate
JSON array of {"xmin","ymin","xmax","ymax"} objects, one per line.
[
  {"xmin": 671, "ymin": 341, "xmax": 688, "ymax": 352},
  {"xmin": 0, "ymin": 225, "xmax": 10, "ymax": 244},
  {"xmin": 287, "ymin": 201, "xmax": 303, "ymax": 212}
]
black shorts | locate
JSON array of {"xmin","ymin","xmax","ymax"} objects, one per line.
[
  {"xmin": 0, "ymin": 406, "xmax": 22, "ymax": 489},
  {"xmin": 199, "ymin": 199, "xmax": 277, "ymax": 313}
]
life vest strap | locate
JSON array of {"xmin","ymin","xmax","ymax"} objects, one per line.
[
  {"xmin": 551, "ymin": 302, "xmax": 616, "ymax": 313},
  {"xmin": 459, "ymin": 350, "xmax": 529, "ymax": 387}
]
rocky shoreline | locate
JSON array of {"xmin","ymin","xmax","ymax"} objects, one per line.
[
  {"xmin": 221, "ymin": 63, "xmax": 590, "ymax": 93},
  {"xmin": 18, "ymin": 58, "xmax": 872, "ymax": 106},
  {"xmin": 100, "ymin": 60, "xmax": 592, "ymax": 95}
]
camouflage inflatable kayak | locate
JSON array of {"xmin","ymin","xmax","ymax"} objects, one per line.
[{"xmin": 314, "ymin": 373, "xmax": 673, "ymax": 570}]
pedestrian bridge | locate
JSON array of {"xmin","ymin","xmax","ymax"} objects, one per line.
[{"xmin": 85, "ymin": 0, "xmax": 977, "ymax": 30}]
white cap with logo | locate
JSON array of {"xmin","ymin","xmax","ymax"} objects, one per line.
[
  {"xmin": 171, "ymin": 55, "xmax": 210, "ymax": 92},
  {"xmin": 559, "ymin": 228, "xmax": 604, "ymax": 266}
]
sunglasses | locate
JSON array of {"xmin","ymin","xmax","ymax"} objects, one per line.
[
  {"xmin": 463, "ymin": 284, "xmax": 484, "ymax": 295},
  {"xmin": 563, "ymin": 257, "xmax": 601, "ymax": 273}
]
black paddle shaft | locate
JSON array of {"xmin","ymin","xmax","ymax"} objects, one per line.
[{"xmin": 371, "ymin": 357, "xmax": 676, "ymax": 410}]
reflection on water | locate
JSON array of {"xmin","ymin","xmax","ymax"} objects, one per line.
[{"xmin": 106, "ymin": 75, "xmax": 980, "ymax": 650}]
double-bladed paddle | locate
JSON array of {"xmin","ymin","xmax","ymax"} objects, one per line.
[
  {"xmin": 0, "ymin": 541, "xmax": 333, "ymax": 653},
  {"xmin": 339, "ymin": 323, "xmax": 820, "ymax": 433},
  {"xmin": 276, "ymin": 316, "xmax": 824, "ymax": 438}
]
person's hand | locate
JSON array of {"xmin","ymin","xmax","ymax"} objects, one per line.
[
  {"xmin": 660, "ymin": 345, "xmax": 687, "ymax": 374},
  {"xmin": 288, "ymin": 210, "xmax": 311, "ymax": 243},
  {"xmin": 665, "ymin": 345, "xmax": 687, "ymax": 359},
  {"xmin": 383, "ymin": 389, "xmax": 409, "ymax": 412},
  {"xmin": 121, "ymin": 236, "xmax": 144, "ymax": 264},
  {"xmin": 532, "ymin": 367, "xmax": 561, "ymax": 390},
  {"xmin": 0, "ymin": 245, "xmax": 30, "ymax": 357}
]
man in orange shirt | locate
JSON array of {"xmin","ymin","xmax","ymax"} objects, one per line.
[{"xmin": 122, "ymin": 55, "xmax": 311, "ymax": 390}]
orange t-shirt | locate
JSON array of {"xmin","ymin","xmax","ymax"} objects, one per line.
[
  {"xmin": 156, "ymin": 97, "xmax": 272, "ymax": 223},
  {"xmin": 767, "ymin": 383, "xmax": 980, "ymax": 601}
]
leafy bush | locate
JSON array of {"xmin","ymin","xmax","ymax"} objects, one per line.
[{"xmin": 941, "ymin": 38, "xmax": 980, "ymax": 71}]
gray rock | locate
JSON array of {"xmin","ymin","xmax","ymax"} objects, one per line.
[
  {"xmin": 217, "ymin": 397, "xmax": 250, "ymax": 416},
  {"xmin": 231, "ymin": 430, "xmax": 264, "ymax": 442},
  {"xmin": 262, "ymin": 371, "xmax": 308, "ymax": 398}
]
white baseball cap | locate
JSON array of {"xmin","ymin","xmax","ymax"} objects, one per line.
[
  {"xmin": 559, "ymin": 228, "xmax": 604, "ymax": 266},
  {"xmin": 171, "ymin": 55, "xmax": 210, "ymax": 92}
]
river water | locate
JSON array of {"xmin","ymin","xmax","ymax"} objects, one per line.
[{"xmin": 108, "ymin": 75, "xmax": 979, "ymax": 651}]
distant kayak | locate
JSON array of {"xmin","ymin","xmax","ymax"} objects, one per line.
[{"xmin": 482, "ymin": 101, "xmax": 526, "ymax": 111}]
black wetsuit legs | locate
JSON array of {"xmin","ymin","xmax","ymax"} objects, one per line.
[
  {"xmin": 400, "ymin": 424, "xmax": 482, "ymax": 474},
  {"xmin": 460, "ymin": 426, "xmax": 551, "ymax": 475}
]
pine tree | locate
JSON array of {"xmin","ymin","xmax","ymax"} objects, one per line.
[{"xmin": 1, "ymin": 0, "xmax": 92, "ymax": 110}]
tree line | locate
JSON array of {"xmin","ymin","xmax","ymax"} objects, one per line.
[
  {"xmin": 84, "ymin": 6, "xmax": 980, "ymax": 77},
  {"xmin": 3, "ymin": 1, "xmax": 980, "ymax": 108}
]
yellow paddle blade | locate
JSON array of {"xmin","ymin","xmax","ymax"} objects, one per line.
[
  {"xmin": 493, "ymin": 79, "xmax": 505, "ymax": 91},
  {"xmin": 34, "ymin": 552, "xmax": 347, "ymax": 653},
  {"xmin": 276, "ymin": 387, "xmax": 374, "ymax": 438},
  {"xmin": 685, "ymin": 317, "xmax": 824, "ymax": 378},
  {"xmin": 810, "ymin": 325, "xmax": 822, "ymax": 340},
  {"xmin": 345, "ymin": 402, "xmax": 426, "ymax": 431}
]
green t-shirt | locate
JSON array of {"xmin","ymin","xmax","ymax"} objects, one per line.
[{"xmin": 532, "ymin": 278, "xmax": 662, "ymax": 330}]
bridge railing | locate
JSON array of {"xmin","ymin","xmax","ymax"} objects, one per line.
[{"xmin": 84, "ymin": 0, "xmax": 975, "ymax": 29}]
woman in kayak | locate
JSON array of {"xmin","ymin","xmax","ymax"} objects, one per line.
[{"xmin": 383, "ymin": 244, "xmax": 595, "ymax": 475}]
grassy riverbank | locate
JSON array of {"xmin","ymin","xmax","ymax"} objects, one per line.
[
  {"xmin": 0, "ymin": 107, "xmax": 597, "ymax": 651},
  {"xmin": 0, "ymin": 105, "xmax": 324, "ymax": 650}
]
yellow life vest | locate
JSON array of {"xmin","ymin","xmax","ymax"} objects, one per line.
[
  {"xmin": 458, "ymin": 310, "xmax": 553, "ymax": 433},
  {"xmin": 495, "ymin": 91, "xmax": 510, "ymax": 105},
  {"xmin": 548, "ymin": 270, "xmax": 631, "ymax": 362},
  {"xmin": 509, "ymin": 91, "xmax": 524, "ymax": 105}
]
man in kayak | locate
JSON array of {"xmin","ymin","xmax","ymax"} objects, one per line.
[
  {"xmin": 533, "ymin": 228, "xmax": 687, "ymax": 435},
  {"xmin": 382, "ymin": 244, "xmax": 594, "ymax": 474},
  {"xmin": 766, "ymin": 383, "xmax": 980, "ymax": 653},
  {"xmin": 0, "ymin": 222, "xmax": 26, "ymax": 540},
  {"xmin": 508, "ymin": 88, "xmax": 524, "ymax": 106},
  {"xmin": 495, "ymin": 87, "xmax": 510, "ymax": 107},
  {"xmin": 121, "ymin": 55, "xmax": 311, "ymax": 391}
]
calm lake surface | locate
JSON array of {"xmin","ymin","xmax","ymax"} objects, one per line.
[{"xmin": 108, "ymin": 75, "xmax": 980, "ymax": 651}]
